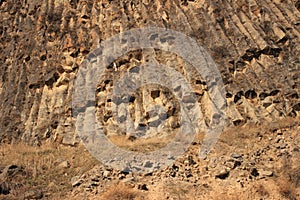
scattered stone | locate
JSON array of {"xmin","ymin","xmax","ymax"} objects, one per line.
[
  {"xmin": 138, "ymin": 183, "xmax": 148, "ymax": 191},
  {"xmin": 71, "ymin": 176, "xmax": 84, "ymax": 187},
  {"xmin": 1, "ymin": 1, "xmax": 300, "ymax": 199},
  {"xmin": 89, "ymin": 181, "xmax": 99, "ymax": 187},
  {"xmin": 225, "ymin": 160, "xmax": 236, "ymax": 169},
  {"xmin": 215, "ymin": 169, "xmax": 230, "ymax": 179},
  {"xmin": 231, "ymin": 153, "xmax": 242, "ymax": 159},
  {"xmin": 184, "ymin": 160, "xmax": 190, "ymax": 165},
  {"xmin": 118, "ymin": 173, "xmax": 126, "ymax": 180},
  {"xmin": 58, "ymin": 160, "xmax": 70, "ymax": 169},
  {"xmin": 167, "ymin": 155, "xmax": 175, "ymax": 160},
  {"xmin": 185, "ymin": 171, "xmax": 193, "ymax": 178},
  {"xmin": 276, "ymin": 129, "xmax": 283, "ymax": 135},
  {"xmin": 275, "ymin": 142, "xmax": 287, "ymax": 149},
  {"xmin": 143, "ymin": 160, "xmax": 153, "ymax": 168},
  {"xmin": 250, "ymin": 168, "xmax": 259, "ymax": 177},
  {"xmin": 103, "ymin": 170, "xmax": 111, "ymax": 178},
  {"xmin": 259, "ymin": 170, "xmax": 273, "ymax": 177},
  {"xmin": 91, "ymin": 176, "xmax": 100, "ymax": 182},
  {"xmin": 238, "ymin": 171, "xmax": 248, "ymax": 178},
  {"xmin": 84, "ymin": 187, "xmax": 93, "ymax": 192}
]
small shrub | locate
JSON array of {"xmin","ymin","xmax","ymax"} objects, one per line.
[
  {"xmin": 277, "ymin": 178, "xmax": 297, "ymax": 200},
  {"xmin": 101, "ymin": 182, "xmax": 139, "ymax": 200}
]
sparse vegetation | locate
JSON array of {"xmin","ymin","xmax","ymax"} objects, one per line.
[
  {"xmin": 277, "ymin": 178, "xmax": 298, "ymax": 200},
  {"xmin": 108, "ymin": 133, "xmax": 175, "ymax": 153},
  {"xmin": 1, "ymin": 118, "xmax": 300, "ymax": 199},
  {"xmin": 0, "ymin": 143, "xmax": 97, "ymax": 199},
  {"xmin": 100, "ymin": 182, "xmax": 141, "ymax": 200}
]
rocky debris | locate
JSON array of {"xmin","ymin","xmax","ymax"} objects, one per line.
[
  {"xmin": 103, "ymin": 170, "xmax": 111, "ymax": 179},
  {"xmin": 215, "ymin": 168, "xmax": 230, "ymax": 179},
  {"xmin": 66, "ymin": 123, "xmax": 300, "ymax": 199},
  {"xmin": 138, "ymin": 183, "xmax": 149, "ymax": 191},
  {"xmin": 231, "ymin": 153, "xmax": 243, "ymax": 160},
  {"xmin": 71, "ymin": 176, "xmax": 84, "ymax": 187},
  {"xmin": 259, "ymin": 169, "xmax": 273, "ymax": 178},
  {"xmin": 0, "ymin": 0, "xmax": 299, "ymax": 198},
  {"xmin": 250, "ymin": 168, "xmax": 260, "ymax": 177}
]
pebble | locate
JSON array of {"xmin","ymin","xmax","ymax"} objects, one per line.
[
  {"xmin": 276, "ymin": 130, "xmax": 283, "ymax": 135},
  {"xmin": 71, "ymin": 176, "xmax": 83, "ymax": 187},
  {"xmin": 275, "ymin": 143, "xmax": 287, "ymax": 149},
  {"xmin": 215, "ymin": 169, "xmax": 230, "ymax": 179},
  {"xmin": 138, "ymin": 184, "xmax": 148, "ymax": 191},
  {"xmin": 58, "ymin": 160, "xmax": 70, "ymax": 169},
  {"xmin": 259, "ymin": 170, "xmax": 273, "ymax": 177},
  {"xmin": 103, "ymin": 170, "xmax": 111, "ymax": 178},
  {"xmin": 89, "ymin": 181, "xmax": 99, "ymax": 187},
  {"xmin": 231, "ymin": 153, "xmax": 242, "ymax": 159}
]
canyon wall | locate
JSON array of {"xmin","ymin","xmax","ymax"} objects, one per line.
[{"xmin": 0, "ymin": 0, "xmax": 299, "ymax": 145}]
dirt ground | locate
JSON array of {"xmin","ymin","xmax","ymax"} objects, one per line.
[{"xmin": 1, "ymin": 117, "xmax": 300, "ymax": 200}]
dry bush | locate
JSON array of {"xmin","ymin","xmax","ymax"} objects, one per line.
[
  {"xmin": 276, "ymin": 146, "xmax": 300, "ymax": 200},
  {"xmin": 254, "ymin": 184, "xmax": 270, "ymax": 198},
  {"xmin": 277, "ymin": 178, "xmax": 298, "ymax": 200},
  {"xmin": 100, "ymin": 182, "xmax": 141, "ymax": 200},
  {"xmin": 209, "ymin": 182, "xmax": 274, "ymax": 200},
  {"xmin": 282, "ymin": 154, "xmax": 300, "ymax": 188},
  {"xmin": 0, "ymin": 143, "xmax": 97, "ymax": 199},
  {"xmin": 210, "ymin": 191, "xmax": 242, "ymax": 200},
  {"xmin": 108, "ymin": 134, "xmax": 175, "ymax": 153},
  {"xmin": 212, "ymin": 196, "xmax": 239, "ymax": 200}
]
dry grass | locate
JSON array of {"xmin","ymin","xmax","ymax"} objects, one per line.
[
  {"xmin": 277, "ymin": 178, "xmax": 298, "ymax": 200},
  {"xmin": 254, "ymin": 184, "xmax": 270, "ymax": 198},
  {"xmin": 209, "ymin": 116, "xmax": 300, "ymax": 155},
  {"xmin": 276, "ymin": 155, "xmax": 300, "ymax": 200},
  {"xmin": 108, "ymin": 133, "xmax": 175, "ymax": 153},
  {"xmin": 100, "ymin": 182, "xmax": 142, "ymax": 200},
  {"xmin": 0, "ymin": 117, "xmax": 299, "ymax": 199},
  {"xmin": 0, "ymin": 142, "xmax": 97, "ymax": 199}
]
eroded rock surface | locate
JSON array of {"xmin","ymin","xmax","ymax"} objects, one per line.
[{"xmin": 0, "ymin": 0, "xmax": 299, "ymax": 144}]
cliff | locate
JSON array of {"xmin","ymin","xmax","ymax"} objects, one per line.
[{"xmin": 0, "ymin": 0, "xmax": 299, "ymax": 145}]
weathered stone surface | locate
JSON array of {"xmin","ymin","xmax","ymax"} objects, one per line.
[
  {"xmin": 71, "ymin": 176, "xmax": 84, "ymax": 187},
  {"xmin": 0, "ymin": 0, "xmax": 299, "ymax": 144}
]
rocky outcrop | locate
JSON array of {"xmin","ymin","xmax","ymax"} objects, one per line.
[
  {"xmin": 68, "ymin": 123, "xmax": 300, "ymax": 199},
  {"xmin": 0, "ymin": 0, "xmax": 299, "ymax": 144}
]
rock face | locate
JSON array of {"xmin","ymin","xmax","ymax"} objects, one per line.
[{"xmin": 0, "ymin": 0, "xmax": 299, "ymax": 144}]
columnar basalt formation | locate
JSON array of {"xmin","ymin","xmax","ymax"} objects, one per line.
[{"xmin": 0, "ymin": 0, "xmax": 299, "ymax": 145}]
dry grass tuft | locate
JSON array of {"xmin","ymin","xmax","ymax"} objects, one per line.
[
  {"xmin": 254, "ymin": 184, "xmax": 270, "ymax": 198},
  {"xmin": 100, "ymin": 182, "xmax": 141, "ymax": 200},
  {"xmin": 277, "ymin": 178, "xmax": 298, "ymax": 200},
  {"xmin": 108, "ymin": 133, "xmax": 175, "ymax": 153},
  {"xmin": 0, "ymin": 142, "xmax": 97, "ymax": 199}
]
